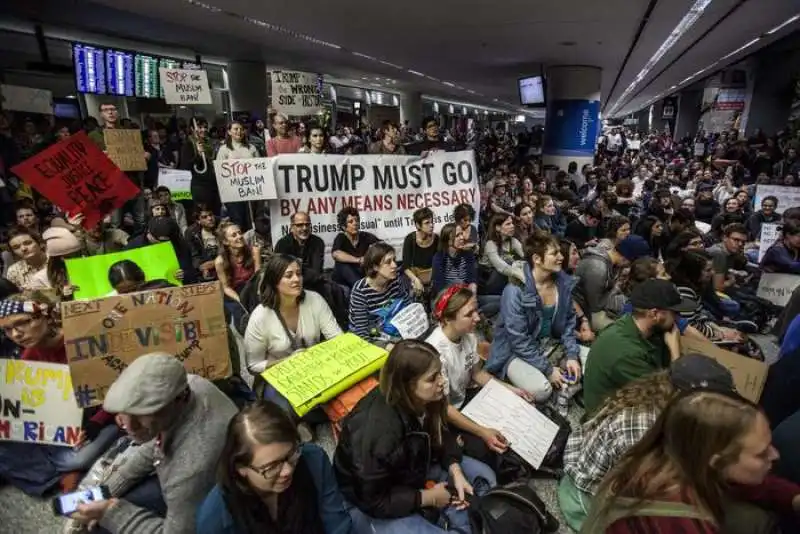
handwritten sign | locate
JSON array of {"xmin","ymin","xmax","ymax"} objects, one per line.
[
  {"xmin": 262, "ymin": 333, "xmax": 387, "ymax": 416},
  {"xmin": 0, "ymin": 360, "xmax": 83, "ymax": 446},
  {"xmin": 213, "ymin": 157, "xmax": 278, "ymax": 203},
  {"xmin": 104, "ymin": 129, "xmax": 147, "ymax": 172},
  {"xmin": 694, "ymin": 142, "xmax": 705, "ymax": 157},
  {"xmin": 0, "ymin": 84, "xmax": 53, "ymax": 115},
  {"xmin": 62, "ymin": 282, "xmax": 231, "ymax": 407},
  {"xmin": 754, "ymin": 185, "xmax": 800, "ymax": 215},
  {"xmin": 627, "ymin": 140, "xmax": 641, "ymax": 151},
  {"xmin": 757, "ymin": 273, "xmax": 800, "ymax": 307},
  {"xmin": 758, "ymin": 223, "xmax": 780, "ymax": 263},
  {"xmin": 158, "ymin": 168, "xmax": 192, "ymax": 200},
  {"xmin": 462, "ymin": 380, "xmax": 559, "ymax": 469},
  {"xmin": 10, "ymin": 131, "xmax": 140, "ymax": 229},
  {"xmin": 389, "ymin": 303, "xmax": 429, "ymax": 339},
  {"xmin": 159, "ymin": 68, "xmax": 212, "ymax": 105},
  {"xmin": 681, "ymin": 337, "xmax": 767, "ymax": 402},
  {"xmin": 271, "ymin": 70, "xmax": 322, "ymax": 116}
]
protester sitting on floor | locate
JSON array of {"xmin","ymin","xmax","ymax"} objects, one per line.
[
  {"xmin": 71, "ymin": 353, "xmax": 237, "ymax": 534},
  {"xmin": 663, "ymin": 229, "xmax": 705, "ymax": 259},
  {"xmin": 478, "ymin": 213, "xmax": 524, "ymax": 317},
  {"xmin": 746, "ymin": 195, "xmax": 780, "ymax": 241},
  {"xmin": 574, "ymin": 235, "xmax": 652, "ymax": 331},
  {"xmin": 196, "ymin": 400, "xmax": 353, "ymax": 534},
  {"xmin": 761, "ymin": 219, "xmax": 800, "ymax": 274},
  {"xmin": 273, "ymin": 211, "xmax": 326, "ymax": 286},
  {"xmin": 706, "ymin": 223, "xmax": 749, "ymax": 293},
  {"xmin": 582, "ymin": 390, "xmax": 800, "ymax": 534},
  {"xmin": 430, "ymin": 223, "xmax": 478, "ymax": 298},
  {"xmin": 595, "ymin": 216, "xmax": 631, "ymax": 253},
  {"xmin": 153, "ymin": 186, "xmax": 188, "ymax": 234},
  {"xmin": 185, "ymin": 203, "xmax": 220, "ymax": 282},
  {"xmin": 0, "ymin": 293, "xmax": 119, "ymax": 496},
  {"xmin": 215, "ymin": 221, "xmax": 259, "ymax": 303},
  {"xmin": 348, "ymin": 242, "xmax": 412, "ymax": 346},
  {"xmin": 402, "ymin": 207, "xmax": 439, "ymax": 299},
  {"xmin": 331, "ymin": 206, "xmax": 379, "ymax": 288},
  {"xmin": 582, "ymin": 279, "xmax": 692, "ymax": 417},
  {"xmin": 453, "ymin": 203, "xmax": 479, "ymax": 253},
  {"xmin": 534, "ymin": 195, "xmax": 566, "ymax": 237},
  {"xmin": 485, "ymin": 231, "xmax": 582, "ymax": 402},
  {"xmin": 559, "ymin": 355, "xmax": 736, "ymax": 531},
  {"xmin": 426, "ymin": 285, "xmax": 532, "ymax": 469},
  {"xmin": 334, "ymin": 340, "xmax": 497, "ymax": 534},
  {"xmin": 126, "ymin": 216, "xmax": 194, "ymax": 284},
  {"xmin": 5, "ymin": 225, "xmax": 47, "ymax": 290},
  {"xmin": 83, "ymin": 219, "xmax": 129, "ymax": 256},
  {"xmin": 565, "ymin": 204, "xmax": 602, "ymax": 248},
  {"xmin": 28, "ymin": 226, "xmax": 83, "ymax": 299}
]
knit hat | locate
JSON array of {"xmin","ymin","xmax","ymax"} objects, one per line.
[
  {"xmin": 615, "ymin": 235, "xmax": 651, "ymax": 262},
  {"xmin": 42, "ymin": 227, "xmax": 82, "ymax": 258},
  {"xmin": 148, "ymin": 216, "xmax": 179, "ymax": 242},
  {"xmin": 103, "ymin": 353, "xmax": 189, "ymax": 415},
  {"xmin": 670, "ymin": 353, "xmax": 735, "ymax": 392}
]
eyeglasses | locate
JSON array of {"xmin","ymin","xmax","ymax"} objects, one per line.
[{"xmin": 249, "ymin": 444, "xmax": 301, "ymax": 480}]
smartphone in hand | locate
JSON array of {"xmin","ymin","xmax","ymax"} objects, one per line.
[{"xmin": 52, "ymin": 485, "xmax": 111, "ymax": 516}]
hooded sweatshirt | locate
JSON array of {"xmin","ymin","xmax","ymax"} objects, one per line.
[{"xmin": 574, "ymin": 245, "xmax": 618, "ymax": 314}]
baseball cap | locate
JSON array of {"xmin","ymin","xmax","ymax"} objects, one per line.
[
  {"xmin": 629, "ymin": 279, "xmax": 696, "ymax": 313},
  {"xmin": 670, "ymin": 353, "xmax": 735, "ymax": 392},
  {"xmin": 615, "ymin": 235, "xmax": 652, "ymax": 262},
  {"xmin": 103, "ymin": 353, "xmax": 189, "ymax": 415}
]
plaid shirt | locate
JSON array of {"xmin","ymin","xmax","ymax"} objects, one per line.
[{"xmin": 563, "ymin": 406, "xmax": 658, "ymax": 494}]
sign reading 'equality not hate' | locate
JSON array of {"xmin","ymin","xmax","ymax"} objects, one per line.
[
  {"xmin": 11, "ymin": 131, "xmax": 140, "ymax": 229},
  {"xmin": 159, "ymin": 67, "xmax": 212, "ymax": 105},
  {"xmin": 62, "ymin": 282, "xmax": 231, "ymax": 408},
  {"xmin": 265, "ymin": 151, "xmax": 480, "ymax": 266},
  {"xmin": 213, "ymin": 157, "xmax": 279, "ymax": 203},
  {"xmin": 271, "ymin": 70, "xmax": 322, "ymax": 116},
  {"xmin": 0, "ymin": 359, "xmax": 83, "ymax": 447}
]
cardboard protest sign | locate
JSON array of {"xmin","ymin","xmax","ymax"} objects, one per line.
[
  {"xmin": 0, "ymin": 84, "xmax": 53, "ymax": 115},
  {"xmin": 213, "ymin": 157, "xmax": 278, "ymax": 203},
  {"xmin": 758, "ymin": 223, "xmax": 780, "ymax": 263},
  {"xmin": 159, "ymin": 67, "xmax": 212, "ymax": 105},
  {"xmin": 0, "ymin": 359, "xmax": 83, "ymax": 446},
  {"xmin": 754, "ymin": 185, "xmax": 800, "ymax": 214},
  {"xmin": 756, "ymin": 273, "xmax": 800, "ymax": 307},
  {"xmin": 262, "ymin": 333, "xmax": 387, "ymax": 416},
  {"xmin": 681, "ymin": 337, "xmax": 767, "ymax": 403},
  {"xmin": 271, "ymin": 71, "xmax": 322, "ymax": 116},
  {"xmin": 10, "ymin": 131, "xmax": 140, "ymax": 229},
  {"xmin": 266, "ymin": 151, "xmax": 480, "ymax": 267},
  {"xmin": 65, "ymin": 242, "xmax": 181, "ymax": 300},
  {"xmin": 158, "ymin": 168, "xmax": 192, "ymax": 200},
  {"xmin": 62, "ymin": 282, "xmax": 231, "ymax": 408},
  {"xmin": 104, "ymin": 129, "xmax": 147, "ymax": 172}
]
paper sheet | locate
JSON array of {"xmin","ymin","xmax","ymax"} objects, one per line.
[
  {"xmin": 461, "ymin": 379, "xmax": 559, "ymax": 469},
  {"xmin": 389, "ymin": 302, "xmax": 429, "ymax": 339}
]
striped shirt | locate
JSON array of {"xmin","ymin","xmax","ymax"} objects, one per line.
[{"xmin": 348, "ymin": 276, "xmax": 411, "ymax": 341}]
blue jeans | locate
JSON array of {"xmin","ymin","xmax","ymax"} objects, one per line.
[
  {"xmin": 333, "ymin": 262, "xmax": 363, "ymax": 288},
  {"xmin": 48, "ymin": 425, "xmax": 121, "ymax": 472},
  {"xmin": 347, "ymin": 456, "xmax": 496, "ymax": 534}
]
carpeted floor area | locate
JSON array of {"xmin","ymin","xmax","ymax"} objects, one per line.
[{"xmin": 0, "ymin": 335, "xmax": 779, "ymax": 533}]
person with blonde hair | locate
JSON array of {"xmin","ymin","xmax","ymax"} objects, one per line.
[{"xmin": 582, "ymin": 390, "xmax": 800, "ymax": 533}]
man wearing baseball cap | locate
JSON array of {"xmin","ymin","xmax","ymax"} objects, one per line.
[
  {"xmin": 71, "ymin": 353, "xmax": 237, "ymax": 534},
  {"xmin": 583, "ymin": 279, "xmax": 696, "ymax": 416}
]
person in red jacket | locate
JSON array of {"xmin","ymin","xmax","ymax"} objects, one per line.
[
  {"xmin": 0, "ymin": 293, "xmax": 119, "ymax": 495},
  {"xmin": 583, "ymin": 389, "xmax": 800, "ymax": 533}
]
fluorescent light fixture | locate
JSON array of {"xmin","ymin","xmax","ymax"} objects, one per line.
[
  {"xmin": 352, "ymin": 52, "xmax": 377, "ymax": 60},
  {"xmin": 720, "ymin": 37, "xmax": 760, "ymax": 60},
  {"xmin": 408, "ymin": 70, "xmax": 425, "ymax": 76},
  {"xmin": 442, "ymin": 81, "xmax": 456, "ymax": 87},
  {"xmin": 608, "ymin": 0, "xmax": 713, "ymax": 114},
  {"xmin": 467, "ymin": 89, "xmax": 476, "ymax": 94},
  {"xmin": 767, "ymin": 14, "xmax": 800, "ymax": 34},
  {"xmin": 379, "ymin": 60, "xmax": 404, "ymax": 69}
]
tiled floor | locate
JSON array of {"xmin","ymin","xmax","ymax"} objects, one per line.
[{"xmin": 0, "ymin": 335, "xmax": 780, "ymax": 533}]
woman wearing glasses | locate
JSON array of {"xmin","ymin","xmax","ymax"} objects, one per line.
[{"xmin": 197, "ymin": 400, "xmax": 353, "ymax": 534}]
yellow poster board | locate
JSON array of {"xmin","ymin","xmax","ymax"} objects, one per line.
[{"xmin": 262, "ymin": 333, "xmax": 387, "ymax": 415}]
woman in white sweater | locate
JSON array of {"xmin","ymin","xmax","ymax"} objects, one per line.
[
  {"xmin": 215, "ymin": 120, "xmax": 260, "ymax": 230},
  {"xmin": 244, "ymin": 254, "xmax": 342, "ymax": 406}
]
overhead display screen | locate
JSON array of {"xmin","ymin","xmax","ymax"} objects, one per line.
[
  {"xmin": 135, "ymin": 53, "xmax": 160, "ymax": 98},
  {"xmin": 519, "ymin": 76, "xmax": 545, "ymax": 105},
  {"xmin": 73, "ymin": 43, "xmax": 107, "ymax": 95},
  {"xmin": 106, "ymin": 49, "xmax": 135, "ymax": 96}
]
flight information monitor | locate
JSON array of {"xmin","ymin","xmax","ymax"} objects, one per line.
[
  {"xmin": 135, "ymin": 53, "xmax": 160, "ymax": 98},
  {"xmin": 106, "ymin": 49, "xmax": 135, "ymax": 96},
  {"xmin": 73, "ymin": 43, "xmax": 107, "ymax": 94}
]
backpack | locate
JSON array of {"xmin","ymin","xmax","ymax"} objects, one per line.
[{"xmin": 468, "ymin": 479, "xmax": 560, "ymax": 534}]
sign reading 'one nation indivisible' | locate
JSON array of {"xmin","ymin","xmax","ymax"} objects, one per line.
[
  {"xmin": 213, "ymin": 157, "xmax": 279, "ymax": 203},
  {"xmin": 62, "ymin": 282, "xmax": 231, "ymax": 407},
  {"xmin": 265, "ymin": 151, "xmax": 480, "ymax": 266},
  {"xmin": 271, "ymin": 70, "xmax": 322, "ymax": 116},
  {"xmin": 10, "ymin": 131, "xmax": 140, "ymax": 229},
  {"xmin": 159, "ymin": 67, "xmax": 212, "ymax": 105}
]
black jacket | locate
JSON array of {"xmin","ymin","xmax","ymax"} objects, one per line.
[
  {"xmin": 274, "ymin": 233, "xmax": 325, "ymax": 285},
  {"xmin": 333, "ymin": 389, "xmax": 462, "ymax": 519}
]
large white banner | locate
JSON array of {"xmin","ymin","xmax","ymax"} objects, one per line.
[
  {"xmin": 754, "ymin": 185, "xmax": 800, "ymax": 215},
  {"xmin": 266, "ymin": 151, "xmax": 480, "ymax": 266},
  {"xmin": 270, "ymin": 71, "xmax": 322, "ymax": 116}
]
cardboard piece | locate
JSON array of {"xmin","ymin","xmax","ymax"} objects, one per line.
[
  {"xmin": 62, "ymin": 282, "xmax": 231, "ymax": 407},
  {"xmin": 104, "ymin": 129, "xmax": 147, "ymax": 171},
  {"xmin": 213, "ymin": 158, "xmax": 278, "ymax": 203},
  {"xmin": 261, "ymin": 333, "xmax": 387, "ymax": 416},
  {"xmin": 271, "ymin": 70, "xmax": 323, "ymax": 116},
  {"xmin": 756, "ymin": 273, "xmax": 800, "ymax": 307},
  {"xmin": 0, "ymin": 359, "xmax": 83, "ymax": 446},
  {"xmin": 65, "ymin": 242, "xmax": 181, "ymax": 300},
  {"xmin": 159, "ymin": 68, "xmax": 212, "ymax": 105},
  {"xmin": 681, "ymin": 336, "xmax": 768, "ymax": 403},
  {"xmin": 0, "ymin": 84, "xmax": 53, "ymax": 115},
  {"xmin": 10, "ymin": 131, "xmax": 140, "ymax": 229}
]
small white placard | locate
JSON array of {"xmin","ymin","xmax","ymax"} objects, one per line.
[{"xmin": 389, "ymin": 303, "xmax": 429, "ymax": 339}]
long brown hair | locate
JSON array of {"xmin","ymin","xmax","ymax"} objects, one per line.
[
  {"xmin": 217, "ymin": 221, "xmax": 254, "ymax": 284},
  {"xmin": 584, "ymin": 371, "xmax": 674, "ymax": 432},
  {"xmin": 588, "ymin": 390, "xmax": 762, "ymax": 528},
  {"xmin": 380, "ymin": 340, "xmax": 448, "ymax": 446}
]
